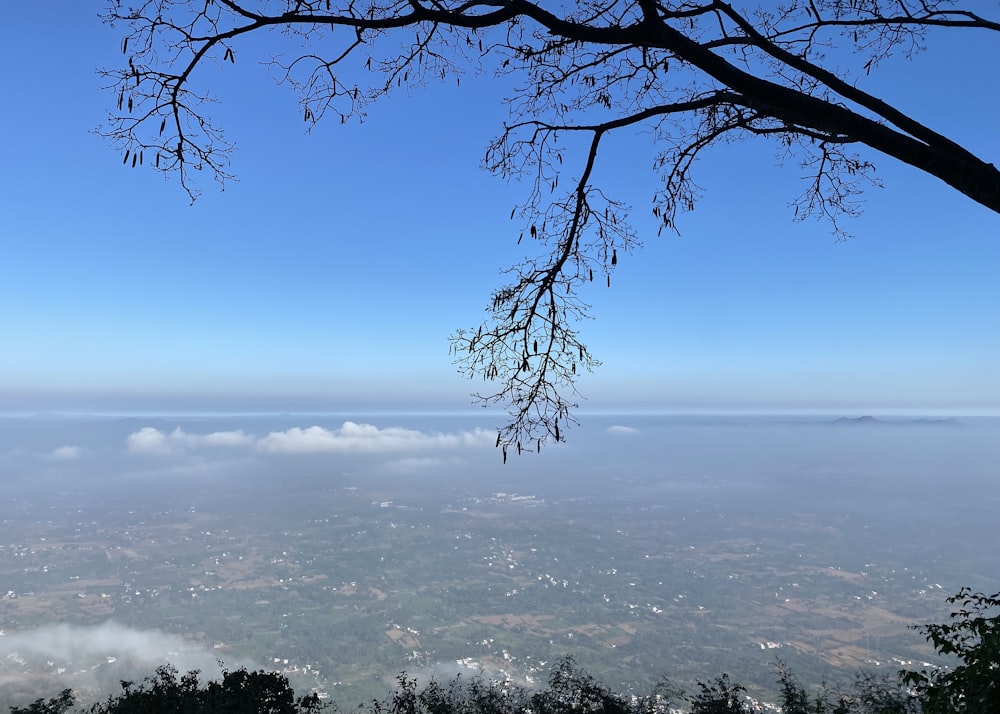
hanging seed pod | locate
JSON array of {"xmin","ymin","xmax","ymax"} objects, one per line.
[
  {"xmin": 611, "ymin": 249, "xmax": 617, "ymax": 266},
  {"xmin": 122, "ymin": 37, "xmax": 128, "ymax": 54},
  {"xmin": 131, "ymin": 153, "xmax": 137, "ymax": 168},
  {"xmin": 159, "ymin": 117, "xmax": 166, "ymax": 135},
  {"xmin": 554, "ymin": 420, "xmax": 560, "ymax": 441},
  {"xmin": 122, "ymin": 150, "xmax": 130, "ymax": 165},
  {"xmin": 155, "ymin": 153, "xmax": 160, "ymax": 168},
  {"xmin": 495, "ymin": 431, "xmax": 501, "ymax": 448},
  {"xmin": 533, "ymin": 340, "xmax": 538, "ymax": 354}
]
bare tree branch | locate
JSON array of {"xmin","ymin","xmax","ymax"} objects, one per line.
[{"xmin": 99, "ymin": 0, "xmax": 1000, "ymax": 454}]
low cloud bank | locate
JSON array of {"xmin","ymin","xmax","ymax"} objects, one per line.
[
  {"xmin": 45, "ymin": 445, "xmax": 86, "ymax": 460},
  {"xmin": 127, "ymin": 427, "xmax": 254, "ymax": 455},
  {"xmin": 0, "ymin": 621, "xmax": 229, "ymax": 677},
  {"xmin": 126, "ymin": 422, "xmax": 493, "ymax": 457},
  {"xmin": 606, "ymin": 425, "xmax": 640, "ymax": 435},
  {"xmin": 379, "ymin": 456, "xmax": 466, "ymax": 475},
  {"xmin": 257, "ymin": 422, "xmax": 492, "ymax": 454}
]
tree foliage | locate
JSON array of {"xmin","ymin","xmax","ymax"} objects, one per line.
[
  {"xmin": 900, "ymin": 588, "xmax": 1000, "ymax": 714},
  {"xmin": 688, "ymin": 673, "xmax": 751, "ymax": 714},
  {"xmin": 83, "ymin": 665, "xmax": 325, "ymax": 714},
  {"xmin": 8, "ymin": 689, "xmax": 75, "ymax": 714},
  {"xmin": 99, "ymin": 0, "xmax": 999, "ymax": 449},
  {"xmin": 775, "ymin": 662, "xmax": 917, "ymax": 714}
]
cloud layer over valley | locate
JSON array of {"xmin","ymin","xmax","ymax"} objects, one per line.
[{"xmin": 126, "ymin": 422, "xmax": 494, "ymax": 457}]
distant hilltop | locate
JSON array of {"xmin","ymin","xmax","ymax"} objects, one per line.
[
  {"xmin": 833, "ymin": 415, "xmax": 880, "ymax": 425},
  {"xmin": 832, "ymin": 415, "xmax": 961, "ymax": 426}
]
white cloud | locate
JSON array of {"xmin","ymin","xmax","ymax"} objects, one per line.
[
  {"xmin": 606, "ymin": 425, "xmax": 640, "ymax": 435},
  {"xmin": 45, "ymin": 445, "xmax": 86, "ymax": 460},
  {"xmin": 380, "ymin": 456, "xmax": 465, "ymax": 475},
  {"xmin": 124, "ymin": 422, "xmax": 492, "ymax": 458},
  {"xmin": 256, "ymin": 421, "xmax": 493, "ymax": 455},
  {"xmin": 0, "ymin": 621, "xmax": 235, "ymax": 685},
  {"xmin": 127, "ymin": 427, "xmax": 253, "ymax": 455}
]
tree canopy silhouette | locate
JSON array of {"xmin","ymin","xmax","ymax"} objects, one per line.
[
  {"xmin": 901, "ymin": 587, "xmax": 1000, "ymax": 714},
  {"xmin": 100, "ymin": 0, "xmax": 999, "ymax": 453}
]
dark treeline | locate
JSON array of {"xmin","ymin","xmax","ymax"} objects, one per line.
[{"xmin": 10, "ymin": 589, "xmax": 998, "ymax": 714}]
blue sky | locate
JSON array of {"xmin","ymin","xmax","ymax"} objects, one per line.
[{"xmin": 0, "ymin": 3, "xmax": 997, "ymax": 416}]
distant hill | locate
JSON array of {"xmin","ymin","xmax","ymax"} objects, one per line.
[
  {"xmin": 832, "ymin": 415, "xmax": 881, "ymax": 425},
  {"xmin": 831, "ymin": 415, "xmax": 961, "ymax": 426}
]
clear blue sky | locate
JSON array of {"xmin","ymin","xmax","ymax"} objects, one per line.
[{"xmin": 1, "ymin": 4, "xmax": 997, "ymax": 416}]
